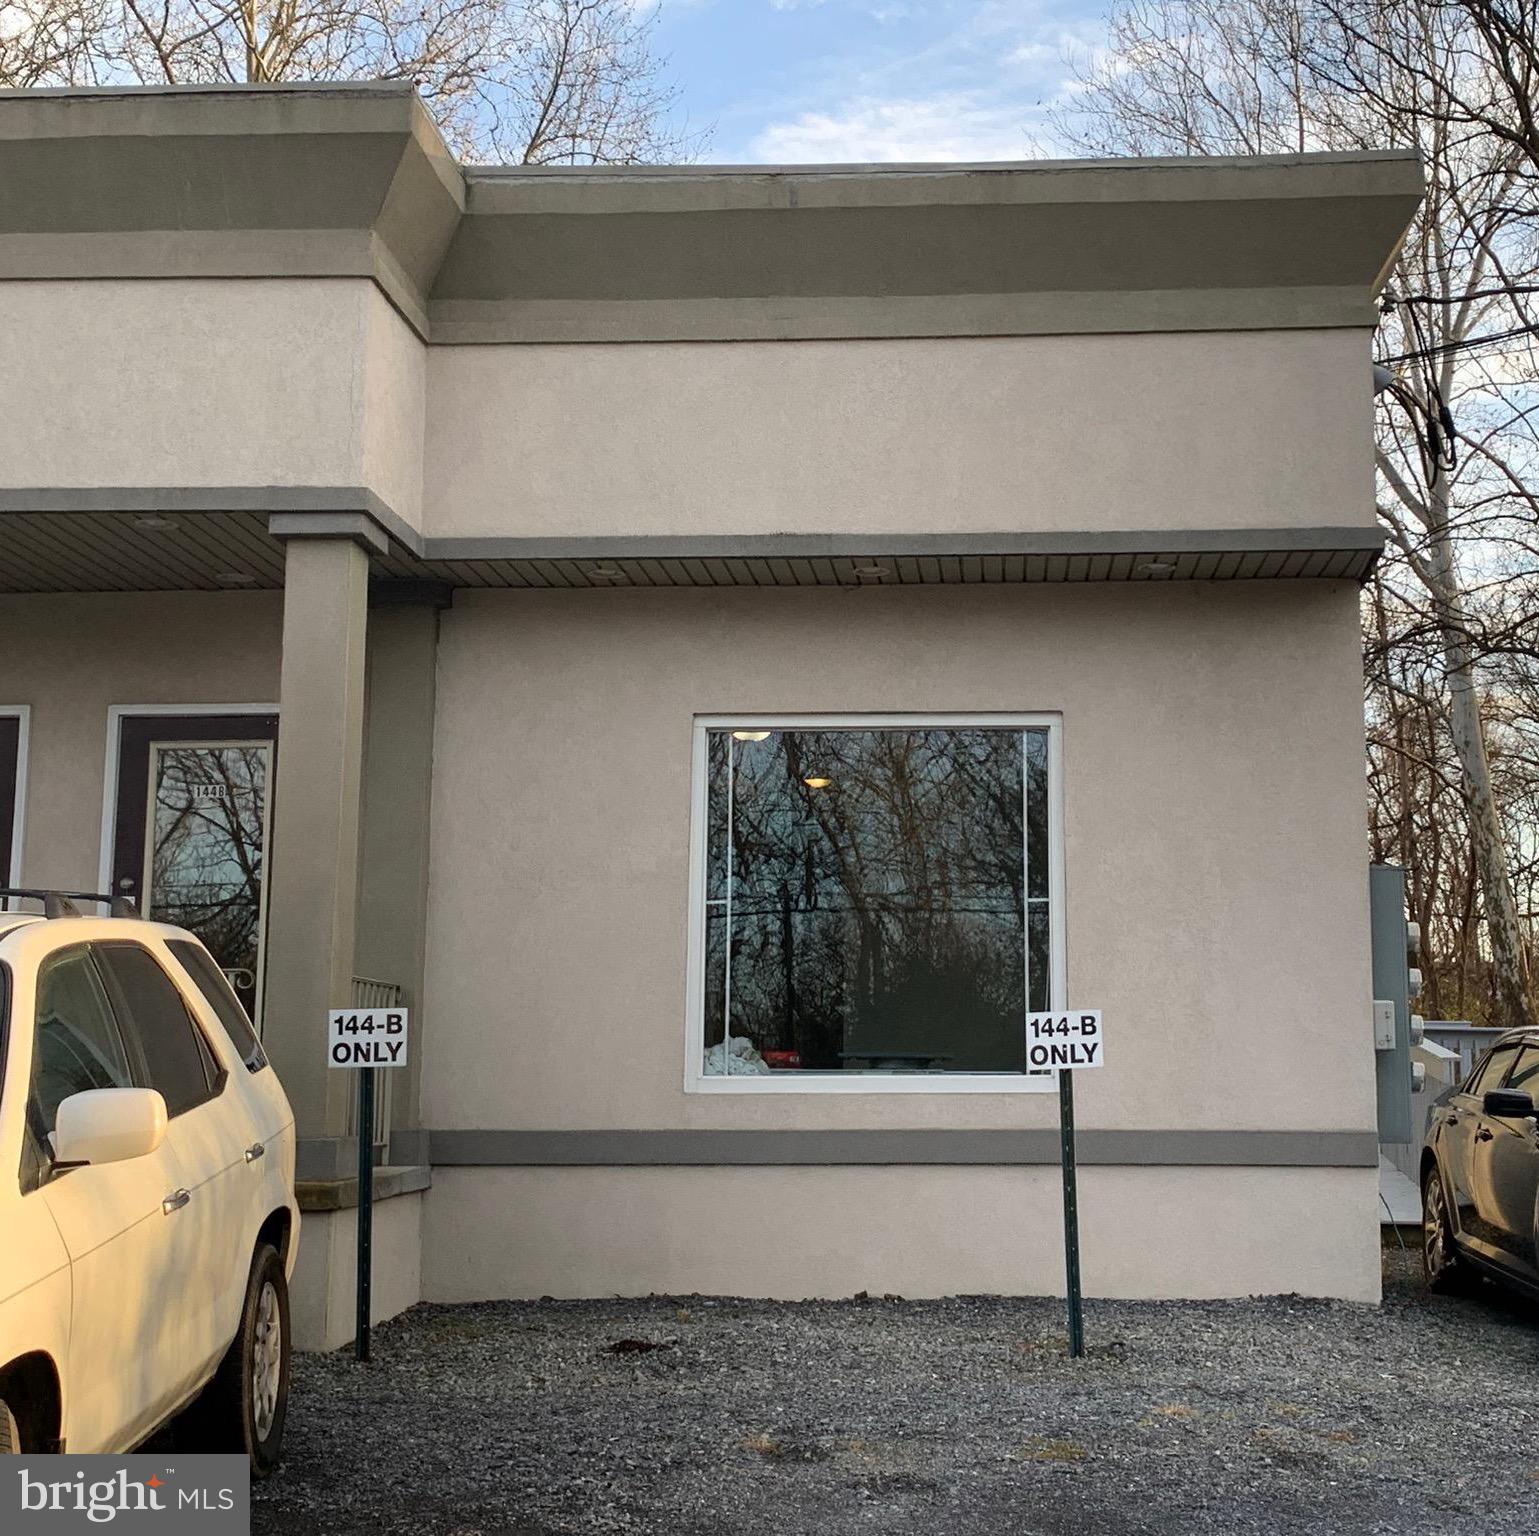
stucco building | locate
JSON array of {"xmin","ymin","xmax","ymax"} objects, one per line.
[{"xmin": 0, "ymin": 82, "xmax": 1421, "ymax": 1347}]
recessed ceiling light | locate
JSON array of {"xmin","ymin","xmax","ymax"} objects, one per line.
[
  {"xmin": 803, "ymin": 776, "xmax": 832, "ymax": 789},
  {"xmin": 732, "ymin": 730, "xmax": 771, "ymax": 742},
  {"xmin": 851, "ymin": 564, "xmax": 890, "ymax": 580},
  {"xmin": 1137, "ymin": 560, "xmax": 1178, "ymax": 576},
  {"xmin": 587, "ymin": 565, "xmax": 624, "ymax": 582},
  {"xmin": 214, "ymin": 570, "xmax": 258, "ymax": 586},
  {"xmin": 132, "ymin": 514, "xmax": 178, "ymax": 532}
]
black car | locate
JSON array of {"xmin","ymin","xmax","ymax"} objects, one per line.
[{"xmin": 1422, "ymin": 1027, "xmax": 1539, "ymax": 1299}]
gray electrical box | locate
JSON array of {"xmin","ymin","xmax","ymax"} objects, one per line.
[{"xmin": 1370, "ymin": 863, "xmax": 1418, "ymax": 1144}]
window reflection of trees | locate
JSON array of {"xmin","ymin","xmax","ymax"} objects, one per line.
[
  {"xmin": 705, "ymin": 729, "xmax": 1048, "ymax": 1074},
  {"xmin": 150, "ymin": 746, "xmax": 267, "ymax": 977}
]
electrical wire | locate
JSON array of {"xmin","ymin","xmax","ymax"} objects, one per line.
[
  {"xmin": 1376, "ymin": 291, "xmax": 1459, "ymax": 478},
  {"xmin": 1376, "ymin": 321, "xmax": 1537, "ymax": 366},
  {"xmin": 1379, "ymin": 1189, "xmax": 1412, "ymax": 1261}
]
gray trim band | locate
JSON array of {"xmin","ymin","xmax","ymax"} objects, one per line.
[
  {"xmin": 0, "ymin": 485, "xmax": 381, "ymax": 516},
  {"xmin": 419, "ymin": 525, "xmax": 1385, "ymax": 564},
  {"xmin": 426, "ymin": 1128, "xmax": 1379, "ymax": 1168},
  {"xmin": 427, "ymin": 287, "xmax": 1379, "ymax": 346}
]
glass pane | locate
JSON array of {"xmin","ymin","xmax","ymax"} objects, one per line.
[
  {"xmin": 96, "ymin": 944, "xmax": 215, "ymax": 1118},
  {"xmin": 147, "ymin": 744, "xmax": 269, "ymax": 1026},
  {"xmin": 703, "ymin": 727, "xmax": 1035, "ymax": 1074},
  {"xmin": 1468, "ymin": 1045, "xmax": 1521, "ymax": 1095},
  {"xmin": 31, "ymin": 949, "xmax": 135, "ymax": 1135},
  {"xmin": 167, "ymin": 938, "xmax": 267, "ymax": 1072},
  {"xmin": 1025, "ymin": 729, "xmax": 1049, "ymax": 902},
  {"xmin": 1507, "ymin": 1047, "xmax": 1539, "ymax": 1096},
  {"xmin": 1027, "ymin": 904, "xmax": 1050, "ymax": 1013}
]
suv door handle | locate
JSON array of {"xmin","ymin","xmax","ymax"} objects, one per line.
[
  {"xmin": 162, "ymin": 1188, "xmax": 191, "ymax": 1215},
  {"xmin": 1475, "ymin": 1127, "xmax": 1495, "ymax": 1142},
  {"xmin": 244, "ymin": 1142, "xmax": 265, "ymax": 1163}
]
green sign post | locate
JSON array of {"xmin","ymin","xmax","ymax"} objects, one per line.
[
  {"xmin": 1026, "ymin": 1009, "xmax": 1103, "ymax": 1359},
  {"xmin": 1058, "ymin": 1068, "xmax": 1084, "ymax": 1358},
  {"xmin": 327, "ymin": 1006, "xmax": 411, "ymax": 1365}
]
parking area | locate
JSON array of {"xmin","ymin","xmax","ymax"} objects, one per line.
[{"xmin": 252, "ymin": 1248, "xmax": 1538, "ymax": 1536}]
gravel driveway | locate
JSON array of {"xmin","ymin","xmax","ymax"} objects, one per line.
[{"xmin": 252, "ymin": 1247, "xmax": 1538, "ymax": 1536}]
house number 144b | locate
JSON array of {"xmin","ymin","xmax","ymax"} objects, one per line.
[
  {"xmin": 1024, "ymin": 1011, "xmax": 1104, "ymax": 1070},
  {"xmin": 327, "ymin": 1009, "xmax": 411, "ymax": 1067}
]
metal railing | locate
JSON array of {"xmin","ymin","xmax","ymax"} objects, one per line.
[
  {"xmin": 345, "ymin": 976, "xmax": 404, "ymax": 1159},
  {"xmin": 1422, "ymin": 1022, "xmax": 1504, "ymax": 1084}
]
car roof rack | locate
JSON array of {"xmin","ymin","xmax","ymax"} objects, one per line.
[{"xmin": 0, "ymin": 888, "xmax": 140, "ymax": 919}]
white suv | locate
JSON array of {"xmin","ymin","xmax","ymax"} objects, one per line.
[{"xmin": 0, "ymin": 894, "xmax": 299, "ymax": 1473}]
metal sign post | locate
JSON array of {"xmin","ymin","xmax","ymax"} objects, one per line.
[
  {"xmin": 327, "ymin": 1007, "xmax": 411, "ymax": 1366},
  {"xmin": 1057, "ymin": 1067, "xmax": 1084, "ymax": 1359},
  {"xmin": 1026, "ymin": 1010, "xmax": 1103, "ymax": 1360},
  {"xmin": 355, "ymin": 1065, "xmax": 375, "ymax": 1364}
]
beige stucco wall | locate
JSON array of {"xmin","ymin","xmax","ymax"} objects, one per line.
[
  {"xmin": 0, "ymin": 591, "xmax": 283, "ymax": 891},
  {"xmin": 360, "ymin": 286, "xmax": 427, "ymax": 526},
  {"xmin": 423, "ymin": 329, "xmax": 1374, "ymax": 540},
  {"xmin": 422, "ymin": 580, "xmax": 1373, "ymax": 1137},
  {"xmin": 421, "ymin": 1165, "xmax": 1381, "ymax": 1302},
  {"xmin": 291, "ymin": 1194, "xmax": 424, "ymax": 1352},
  {"xmin": 0, "ymin": 279, "xmax": 425, "ymax": 527}
]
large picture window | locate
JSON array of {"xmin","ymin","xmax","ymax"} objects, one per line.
[{"xmin": 688, "ymin": 715, "xmax": 1062, "ymax": 1093}]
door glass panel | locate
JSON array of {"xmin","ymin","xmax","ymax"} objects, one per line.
[{"xmin": 144, "ymin": 743, "xmax": 272, "ymax": 1029}]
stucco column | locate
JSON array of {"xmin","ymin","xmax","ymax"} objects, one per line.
[{"xmin": 262, "ymin": 536, "xmax": 371, "ymax": 1178}]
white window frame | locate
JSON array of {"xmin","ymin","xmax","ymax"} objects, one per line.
[{"xmin": 684, "ymin": 712, "xmax": 1065, "ymax": 1095}]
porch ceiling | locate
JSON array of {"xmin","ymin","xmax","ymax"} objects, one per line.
[
  {"xmin": 0, "ymin": 509, "xmax": 286, "ymax": 592},
  {"xmin": 0, "ymin": 507, "xmax": 1384, "ymax": 594}
]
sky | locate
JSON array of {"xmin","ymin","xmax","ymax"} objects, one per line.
[{"xmin": 644, "ymin": 0, "xmax": 1112, "ymax": 165}]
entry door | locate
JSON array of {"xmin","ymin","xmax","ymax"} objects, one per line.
[{"xmin": 110, "ymin": 713, "xmax": 278, "ymax": 1028}]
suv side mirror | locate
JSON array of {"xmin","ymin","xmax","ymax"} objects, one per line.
[
  {"xmin": 51, "ymin": 1088, "xmax": 167, "ymax": 1167},
  {"xmin": 1481, "ymin": 1087, "xmax": 1537, "ymax": 1119}
]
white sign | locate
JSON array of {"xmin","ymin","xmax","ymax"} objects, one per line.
[
  {"xmin": 327, "ymin": 1008, "xmax": 410, "ymax": 1068},
  {"xmin": 1025, "ymin": 1011, "xmax": 1103, "ymax": 1071}
]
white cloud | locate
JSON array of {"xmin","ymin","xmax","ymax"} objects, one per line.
[
  {"xmin": 750, "ymin": 91, "xmax": 1034, "ymax": 162},
  {"xmin": 729, "ymin": 4, "xmax": 1112, "ymax": 163}
]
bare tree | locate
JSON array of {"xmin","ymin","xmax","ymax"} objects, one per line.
[
  {"xmin": 0, "ymin": 0, "xmax": 698, "ymax": 163},
  {"xmin": 1057, "ymin": 0, "xmax": 1539, "ymax": 1029},
  {"xmin": 1320, "ymin": 0, "xmax": 1539, "ymax": 197}
]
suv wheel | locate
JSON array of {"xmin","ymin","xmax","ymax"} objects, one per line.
[
  {"xmin": 1423, "ymin": 1165, "xmax": 1470, "ymax": 1294},
  {"xmin": 0, "ymin": 1399, "xmax": 18, "ymax": 1453},
  {"xmin": 177, "ymin": 1243, "xmax": 291, "ymax": 1476}
]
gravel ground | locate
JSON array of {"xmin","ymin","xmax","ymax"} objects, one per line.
[{"xmin": 252, "ymin": 1246, "xmax": 1539, "ymax": 1536}]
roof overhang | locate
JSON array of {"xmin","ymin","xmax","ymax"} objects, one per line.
[
  {"xmin": 0, "ymin": 82, "xmax": 463, "ymax": 336},
  {"xmin": 0, "ymin": 84, "xmax": 1423, "ymax": 345},
  {"xmin": 0, "ymin": 494, "xmax": 1385, "ymax": 593}
]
